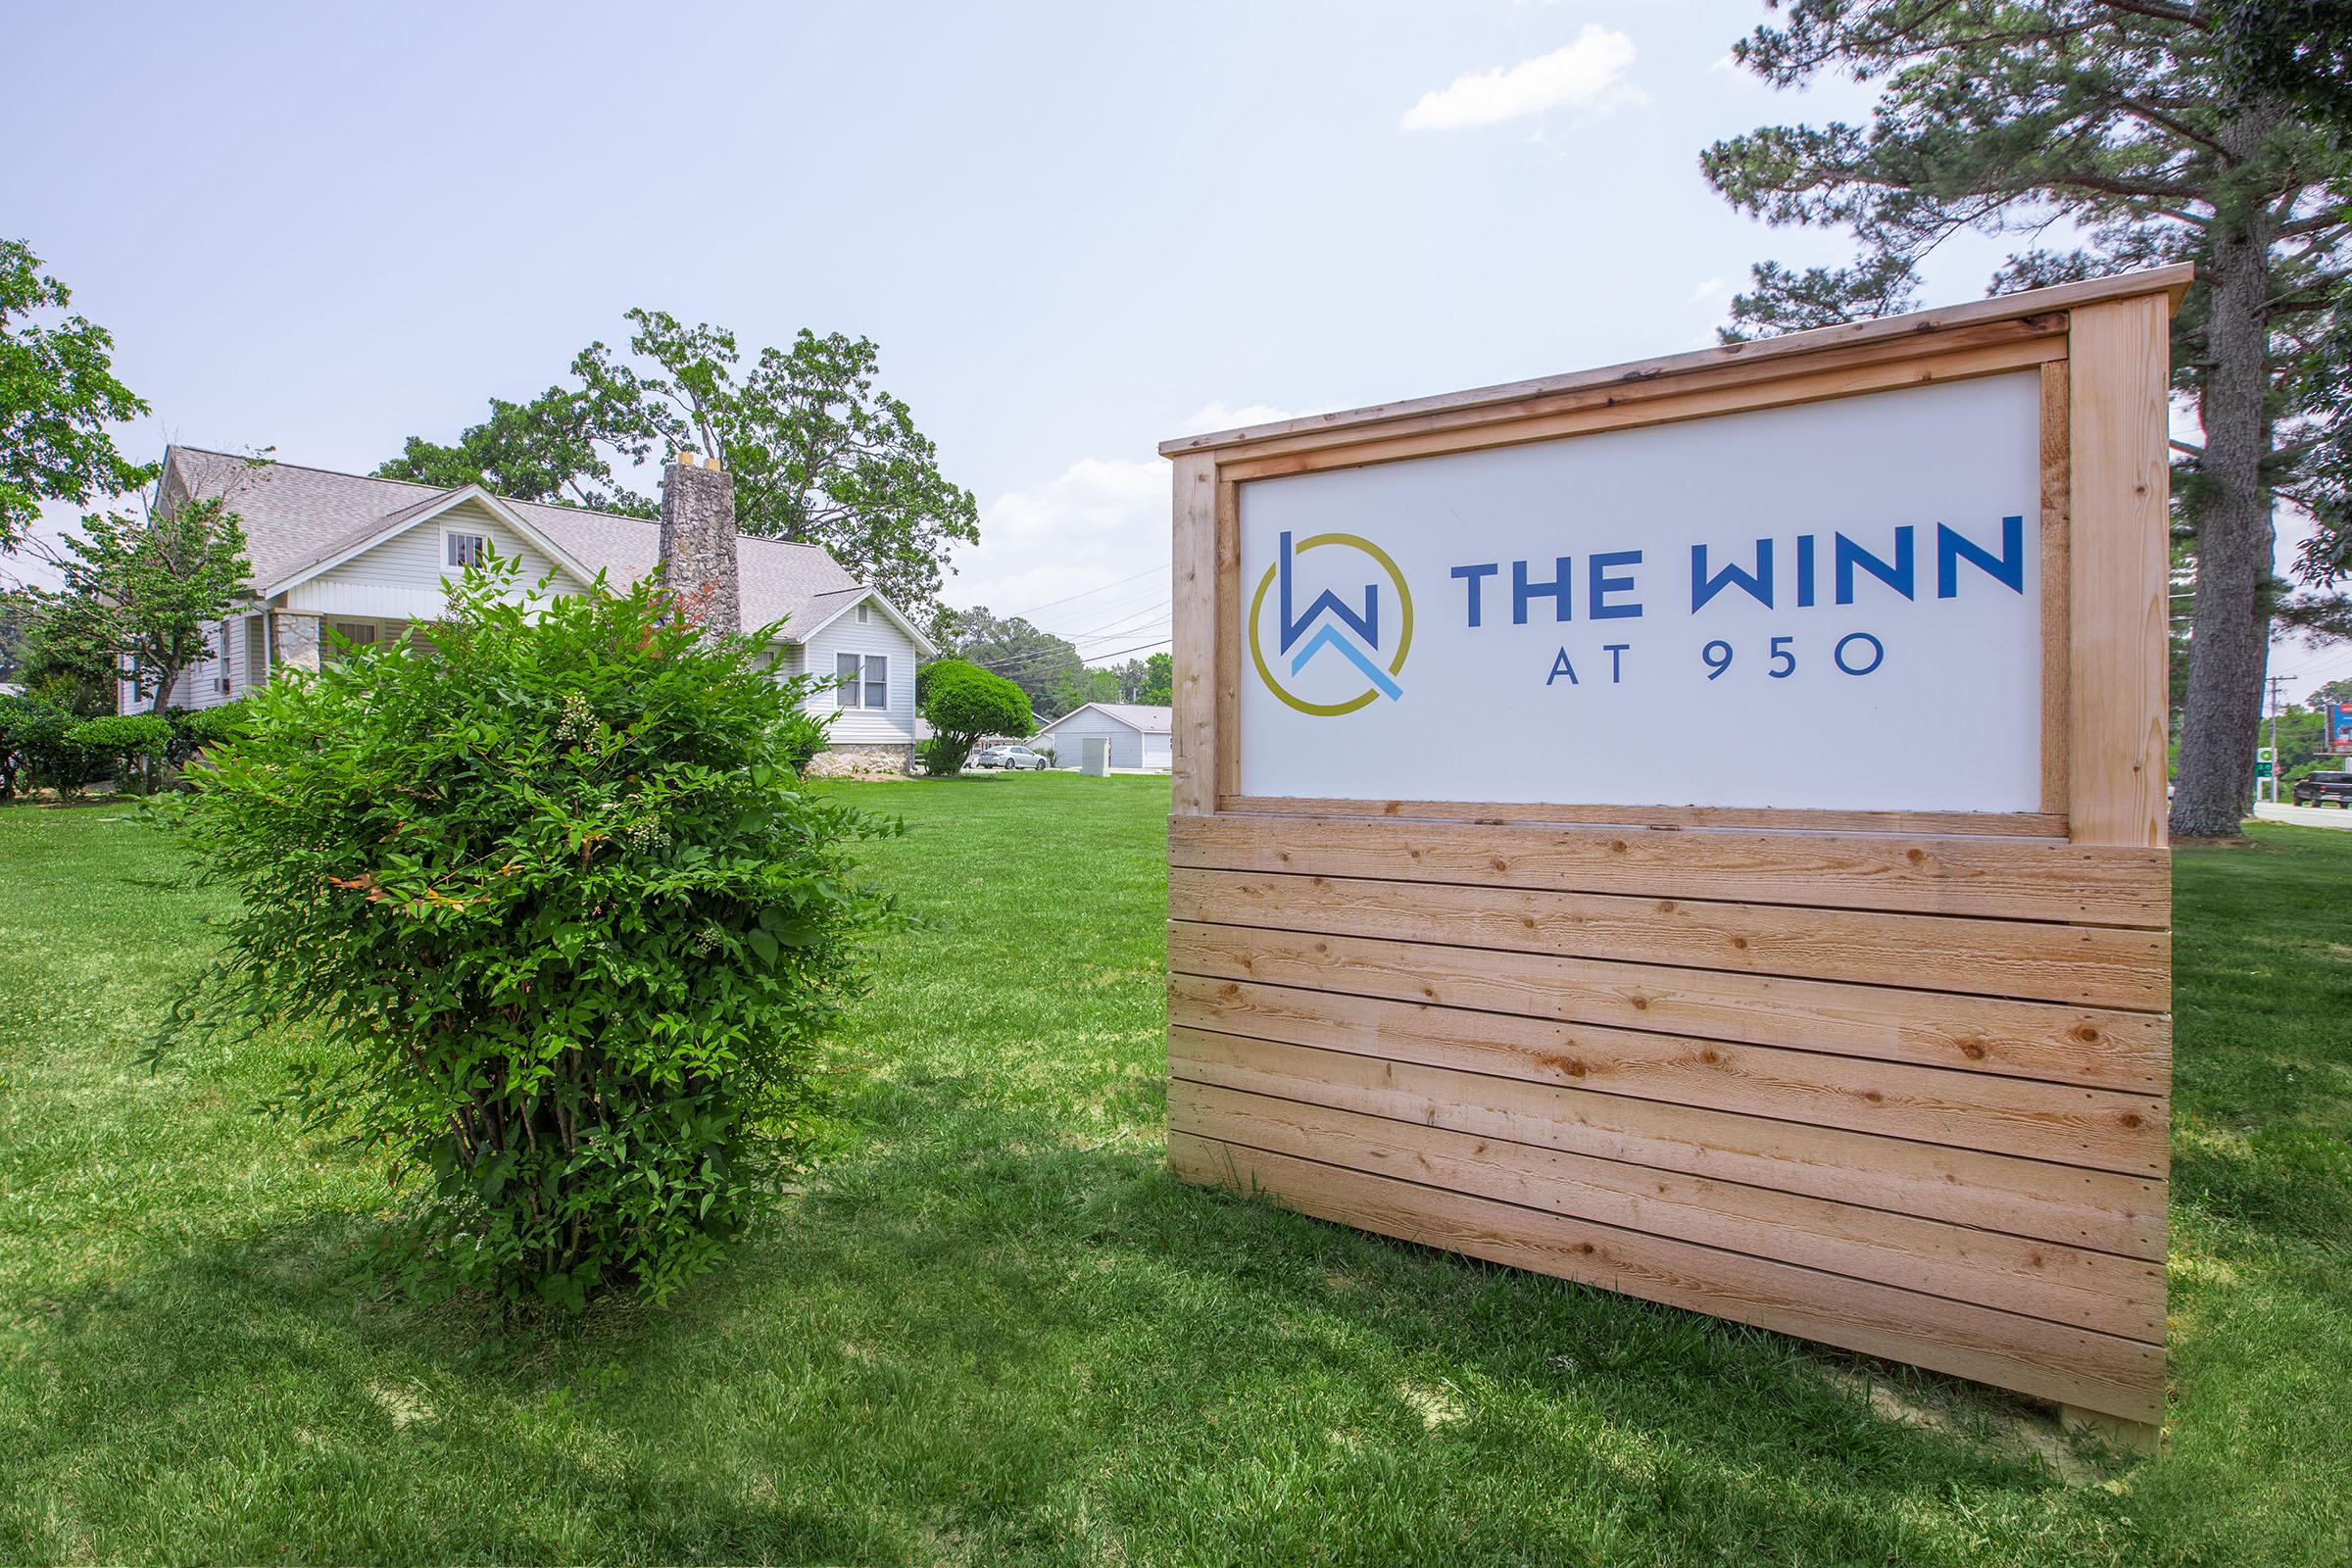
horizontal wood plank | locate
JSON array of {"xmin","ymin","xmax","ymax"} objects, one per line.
[
  {"xmin": 1216, "ymin": 796, "xmax": 2070, "ymax": 839},
  {"xmin": 1217, "ymin": 340, "xmax": 2065, "ymax": 482},
  {"xmin": 1168, "ymin": 868, "xmax": 2169, "ymax": 1010},
  {"xmin": 1169, "ymin": 976, "xmax": 2164, "ymax": 1173},
  {"xmin": 1168, "ymin": 922, "xmax": 2169, "ymax": 1092},
  {"xmin": 1171, "ymin": 1080, "xmax": 2163, "ymax": 1341},
  {"xmin": 1170, "ymin": 813, "xmax": 2168, "ymax": 927},
  {"xmin": 1169, "ymin": 1131, "xmax": 2165, "ymax": 1425},
  {"xmin": 1168, "ymin": 1027, "xmax": 2165, "ymax": 1259}
]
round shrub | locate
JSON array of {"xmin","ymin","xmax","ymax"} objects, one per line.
[
  {"xmin": 915, "ymin": 659, "xmax": 1032, "ymax": 776},
  {"xmin": 6, "ymin": 700, "xmax": 108, "ymax": 797},
  {"xmin": 65, "ymin": 712, "xmax": 172, "ymax": 794},
  {"xmin": 164, "ymin": 567, "xmax": 898, "ymax": 1308}
]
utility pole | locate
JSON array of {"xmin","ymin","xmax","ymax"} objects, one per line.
[{"xmin": 2266, "ymin": 674, "xmax": 2287, "ymax": 805}]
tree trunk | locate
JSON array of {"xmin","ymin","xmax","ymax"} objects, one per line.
[
  {"xmin": 2169, "ymin": 117, "xmax": 2280, "ymax": 840},
  {"xmin": 147, "ymin": 669, "xmax": 178, "ymax": 716}
]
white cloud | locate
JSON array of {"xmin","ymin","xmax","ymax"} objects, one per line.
[
  {"xmin": 1400, "ymin": 26, "xmax": 1642, "ymax": 132},
  {"xmin": 945, "ymin": 399, "xmax": 1322, "ymax": 649},
  {"xmin": 949, "ymin": 456, "xmax": 1171, "ymax": 636},
  {"xmin": 1689, "ymin": 276, "xmax": 1729, "ymax": 306}
]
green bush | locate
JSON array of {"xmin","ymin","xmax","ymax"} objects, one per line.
[
  {"xmin": 5, "ymin": 699, "xmax": 109, "ymax": 797},
  {"xmin": 162, "ymin": 564, "xmax": 899, "ymax": 1309},
  {"xmin": 0, "ymin": 694, "xmax": 34, "ymax": 799},
  {"xmin": 66, "ymin": 712, "xmax": 172, "ymax": 794},
  {"xmin": 164, "ymin": 700, "xmax": 253, "ymax": 764},
  {"xmin": 777, "ymin": 706, "xmax": 833, "ymax": 773},
  {"xmin": 915, "ymin": 659, "xmax": 1031, "ymax": 777}
]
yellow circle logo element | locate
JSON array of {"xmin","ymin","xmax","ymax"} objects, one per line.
[{"xmin": 1247, "ymin": 532, "xmax": 1415, "ymax": 716}]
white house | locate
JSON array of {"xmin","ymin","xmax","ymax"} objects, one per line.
[
  {"xmin": 1032, "ymin": 702, "xmax": 1172, "ymax": 770},
  {"xmin": 125, "ymin": 447, "xmax": 935, "ymax": 770}
]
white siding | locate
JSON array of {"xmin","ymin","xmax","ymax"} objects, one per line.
[
  {"xmin": 285, "ymin": 499, "xmax": 588, "ymax": 617},
  {"xmin": 1036, "ymin": 708, "xmax": 1145, "ymax": 768},
  {"xmin": 119, "ymin": 617, "xmax": 238, "ymax": 712},
  {"xmin": 796, "ymin": 603, "xmax": 918, "ymax": 746}
]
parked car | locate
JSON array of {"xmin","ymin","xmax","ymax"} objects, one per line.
[
  {"xmin": 2291, "ymin": 771, "xmax": 2352, "ymax": 808},
  {"xmin": 971, "ymin": 744, "xmax": 1050, "ymax": 771}
]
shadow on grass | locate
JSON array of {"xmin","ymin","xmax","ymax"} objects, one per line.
[{"xmin": 6, "ymin": 1103, "xmax": 2143, "ymax": 1566}]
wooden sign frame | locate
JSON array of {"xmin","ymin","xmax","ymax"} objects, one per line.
[{"xmin": 1159, "ymin": 268, "xmax": 2184, "ymax": 1445}]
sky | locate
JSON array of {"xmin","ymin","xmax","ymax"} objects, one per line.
[{"xmin": 7, "ymin": 0, "xmax": 2346, "ymax": 702}]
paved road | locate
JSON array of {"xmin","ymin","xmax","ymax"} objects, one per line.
[{"xmin": 2253, "ymin": 801, "xmax": 2352, "ymax": 831}]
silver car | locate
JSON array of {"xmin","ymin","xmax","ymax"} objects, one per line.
[{"xmin": 972, "ymin": 744, "xmax": 1050, "ymax": 771}]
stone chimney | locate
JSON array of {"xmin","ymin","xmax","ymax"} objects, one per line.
[{"xmin": 657, "ymin": 450, "xmax": 742, "ymax": 641}]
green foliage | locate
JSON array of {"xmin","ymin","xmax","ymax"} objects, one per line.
[
  {"xmin": 38, "ymin": 468, "xmax": 255, "ymax": 714},
  {"xmin": 376, "ymin": 385, "xmax": 647, "ymax": 515},
  {"xmin": 939, "ymin": 605, "xmax": 1090, "ymax": 719},
  {"xmin": 0, "ymin": 238, "xmax": 151, "ymax": 552},
  {"xmin": 915, "ymin": 659, "xmax": 1032, "ymax": 776},
  {"xmin": 385, "ymin": 311, "xmax": 980, "ymax": 627},
  {"xmin": 0, "ymin": 693, "xmax": 33, "ymax": 798},
  {"xmin": 62, "ymin": 712, "xmax": 170, "ymax": 794},
  {"xmin": 164, "ymin": 699, "xmax": 253, "ymax": 765},
  {"xmin": 2, "ymin": 697, "xmax": 106, "ymax": 796},
  {"xmin": 160, "ymin": 562, "xmax": 898, "ymax": 1309},
  {"xmin": 776, "ymin": 706, "xmax": 833, "ymax": 773}
]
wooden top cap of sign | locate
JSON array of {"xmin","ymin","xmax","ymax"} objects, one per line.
[{"xmin": 1158, "ymin": 265, "xmax": 2192, "ymax": 458}]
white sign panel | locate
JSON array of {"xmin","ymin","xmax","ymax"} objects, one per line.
[{"xmin": 1236, "ymin": 372, "xmax": 2043, "ymax": 812}]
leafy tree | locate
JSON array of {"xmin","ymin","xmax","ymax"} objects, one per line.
[
  {"xmin": 0, "ymin": 591, "xmax": 113, "ymax": 715},
  {"xmin": 1139, "ymin": 651, "xmax": 1173, "ymax": 707},
  {"xmin": 161, "ymin": 561, "xmax": 897, "ymax": 1308},
  {"xmin": 1052, "ymin": 664, "xmax": 1122, "ymax": 716},
  {"xmin": 2216, "ymin": 0, "xmax": 2352, "ymax": 135},
  {"xmin": 36, "ymin": 466, "xmax": 254, "ymax": 714},
  {"xmin": 388, "ymin": 313, "xmax": 979, "ymax": 627},
  {"xmin": 916, "ymin": 658, "xmax": 1033, "ymax": 775},
  {"xmin": 0, "ymin": 239, "xmax": 150, "ymax": 553},
  {"xmin": 1699, "ymin": 1, "xmax": 2352, "ymax": 838},
  {"xmin": 377, "ymin": 386, "xmax": 647, "ymax": 514},
  {"xmin": 941, "ymin": 606, "xmax": 1087, "ymax": 719}
]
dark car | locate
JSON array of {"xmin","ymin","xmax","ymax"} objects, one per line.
[{"xmin": 2291, "ymin": 771, "xmax": 2352, "ymax": 808}]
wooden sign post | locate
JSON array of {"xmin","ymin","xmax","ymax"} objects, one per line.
[{"xmin": 1160, "ymin": 268, "xmax": 2183, "ymax": 1447}]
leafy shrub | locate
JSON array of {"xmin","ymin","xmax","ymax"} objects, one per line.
[
  {"xmin": 916, "ymin": 659, "xmax": 1032, "ymax": 777},
  {"xmin": 0, "ymin": 694, "xmax": 34, "ymax": 799},
  {"xmin": 65, "ymin": 712, "xmax": 172, "ymax": 794},
  {"xmin": 163, "ymin": 564, "xmax": 898, "ymax": 1309},
  {"xmin": 167, "ymin": 698, "xmax": 254, "ymax": 763},
  {"xmin": 6, "ymin": 699, "xmax": 108, "ymax": 797},
  {"xmin": 777, "ymin": 706, "xmax": 832, "ymax": 773}
]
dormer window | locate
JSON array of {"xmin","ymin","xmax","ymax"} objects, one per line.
[{"xmin": 447, "ymin": 531, "xmax": 489, "ymax": 568}]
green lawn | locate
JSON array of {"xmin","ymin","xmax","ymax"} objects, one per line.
[{"xmin": 1, "ymin": 775, "xmax": 2346, "ymax": 1566}]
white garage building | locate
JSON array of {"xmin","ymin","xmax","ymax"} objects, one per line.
[{"xmin": 1033, "ymin": 702, "xmax": 1172, "ymax": 770}]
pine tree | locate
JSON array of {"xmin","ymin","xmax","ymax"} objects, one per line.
[{"xmin": 1700, "ymin": 1, "xmax": 2351, "ymax": 836}]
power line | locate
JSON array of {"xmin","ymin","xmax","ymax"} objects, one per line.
[{"xmin": 994, "ymin": 565, "xmax": 1164, "ymax": 621}]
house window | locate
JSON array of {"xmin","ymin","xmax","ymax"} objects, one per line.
[
  {"xmin": 857, "ymin": 603, "xmax": 871, "ymax": 623},
  {"xmin": 328, "ymin": 621, "xmax": 379, "ymax": 662},
  {"xmin": 447, "ymin": 531, "xmax": 489, "ymax": 568},
  {"xmin": 835, "ymin": 653, "xmax": 887, "ymax": 710}
]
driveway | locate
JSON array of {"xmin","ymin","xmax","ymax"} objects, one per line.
[{"xmin": 2254, "ymin": 801, "xmax": 2352, "ymax": 831}]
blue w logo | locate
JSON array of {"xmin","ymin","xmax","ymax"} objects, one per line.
[{"xmin": 1276, "ymin": 531, "xmax": 1400, "ymax": 700}]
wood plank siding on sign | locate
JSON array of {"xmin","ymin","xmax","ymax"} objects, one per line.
[{"xmin": 1160, "ymin": 269, "xmax": 2183, "ymax": 1441}]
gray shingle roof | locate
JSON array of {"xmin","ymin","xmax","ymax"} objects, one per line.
[
  {"xmin": 1039, "ymin": 702, "xmax": 1172, "ymax": 735},
  {"xmin": 165, "ymin": 446, "xmax": 868, "ymax": 641}
]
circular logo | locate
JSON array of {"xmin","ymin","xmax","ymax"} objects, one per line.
[{"xmin": 1248, "ymin": 531, "xmax": 1414, "ymax": 716}]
